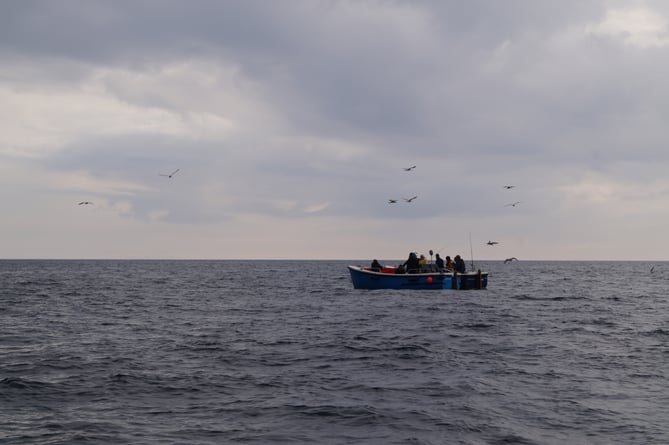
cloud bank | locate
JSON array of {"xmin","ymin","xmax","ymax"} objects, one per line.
[{"xmin": 1, "ymin": 0, "xmax": 668, "ymax": 260}]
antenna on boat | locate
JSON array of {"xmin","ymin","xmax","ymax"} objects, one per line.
[{"xmin": 469, "ymin": 232, "xmax": 475, "ymax": 270}]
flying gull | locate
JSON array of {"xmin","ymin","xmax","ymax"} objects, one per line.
[
  {"xmin": 486, "ymin": 240, "xmax": 499, "ymax": 245},
  {"xmin": 403, "ymin": 196, "xmax": 418, "ymax": 202},
  {"xmin": 505, "ymin": 201, "xmax": 522, "ymax": 207},
  {"xmin": 388, "ymin": 199, "xmax": 398, "ymax": 204},
  {"xmin": 503, "ymin": 185, "xmax": 515, "ymax": 189},
  {"xmin": 78, "ymin": 201, "xmax": 94, "ymax": 206},
  {"xmin": 160, "ymin": 168, "xmax": 180, "ymax": 178},
  {"xmin": 403, "ymin": 165, "xmax": 416, "ymax": 171},
  {"xmin": 504, "ymin": 257, "xmax": 518, "ymax": 264}
]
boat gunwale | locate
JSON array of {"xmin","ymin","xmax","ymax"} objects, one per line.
[{"xmin": 347, "ymin": 265, "xmax": 486, "ymax": 277}]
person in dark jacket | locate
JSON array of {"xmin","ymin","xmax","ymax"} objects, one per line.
[
  {"xmin": 403, "ymin": 252, "xmax": 420, "ymax": 274},
  {"xmin": 453, "ymin": 255, "xmax": 466, "ymax": 273},
  {"xmin": 435, "ymin": 253, "xmax": 444, "ymax": 270},
  {"xmin": 370, "ymin": 259, "xmax": 382, "ymax": 271}
]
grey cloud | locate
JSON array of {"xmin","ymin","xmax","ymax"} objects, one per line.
[
  {"xmin": 3, "ymin": 1, "xmax": 669, "ymax": 259},
  {"xmin": 5, "ymin": 0, "xmax": 658, "ymax": 167}
]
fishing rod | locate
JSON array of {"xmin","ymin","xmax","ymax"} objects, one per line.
[{"xmin": 469, "ymin": 232, "xmax": 475, "ymax": 271}]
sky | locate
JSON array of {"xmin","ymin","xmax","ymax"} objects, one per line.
[{"xmin": 1, "ymin": 0, "xmax": 669, "ymax": 261}]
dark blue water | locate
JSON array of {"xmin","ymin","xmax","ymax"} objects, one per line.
[{"xmin": 1, "ymin": 260, "xmax": 668, "ymax": 444}]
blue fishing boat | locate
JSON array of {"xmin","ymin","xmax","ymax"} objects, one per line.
[{"xmin": 348, "ymin": 265, "xmax": 488, "ymax": 290}]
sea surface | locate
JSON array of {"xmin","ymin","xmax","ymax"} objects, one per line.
[{"xmin": 1, "ymin": 259, "xmax": 668, "ymax": 444}]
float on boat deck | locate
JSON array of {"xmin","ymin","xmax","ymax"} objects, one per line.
[{"xmin": 348, "ymin": 264, "xmax": 488, "ymax": 290}]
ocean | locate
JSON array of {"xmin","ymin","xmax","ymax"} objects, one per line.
[{"xmin": 1, "ymin": 259, "xmax": 667, "ymax": 444}]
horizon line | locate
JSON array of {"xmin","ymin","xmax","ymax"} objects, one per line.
[{"xmin": 0, "ymin": 258, "xmax": 666, "ymax": 262}]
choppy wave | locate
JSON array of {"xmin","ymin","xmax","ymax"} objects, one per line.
[{"xmin": 1, "ymin": 259, "xmax": 668, "ymax": 444}]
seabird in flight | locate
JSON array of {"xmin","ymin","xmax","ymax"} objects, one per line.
[
  {"xmin": 505, "ymin": 201, "xmax": 522, "ymax": 207},
  {"xmin": 403, "ymin": 165, "xmax": 416, "ymax": 171},
  {"xmin": 504, "ymin": 257, "xmax": 518, "ymax": 264},
  {"xmin": 160, "ymin": 168, "xmax": 180, "ymax": 178},
  {"xmin": 388, "ymin": 199, "xmax": 398, "ymax": 204},
  {"xmin": 503, "ymin": 185, "xmax": 515, "ymax": 189},
  {"xmin": 78, "ymin": 201, "xmax": 94, "ymax": 206},
  {"xmin": 486, "ymin": 240, "xmax": 499, "ymax": 246},
  {"xmin": 403, "ymin": 196, "xmax": 418, "ymax": 202}
]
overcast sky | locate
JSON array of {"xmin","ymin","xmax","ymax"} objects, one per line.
[{"xmin": 2, "ymin": 0, "xmax": 668, "ymax": 260}]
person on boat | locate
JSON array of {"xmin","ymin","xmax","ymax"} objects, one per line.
[
  {"xmin": 403, "ymin": 252, "xmax": 420, "ymax": 274},
  {"xmin": 370, "ymin": 259, "xmax": 382, "ymax": 272},
  {"xmin": 435, "ymin": 253, "xmax": 444, "ymax": 270},
  {"xmin": 418, "ymin": 254, "xmax": 428, "ymax": 266},
  {"xmin": 445, "ymin": 255, "xmax": 453, "ymax": 270},
  {"xmin": 453, "ymin": 255, "xmax": 466, "ymax": 273}
]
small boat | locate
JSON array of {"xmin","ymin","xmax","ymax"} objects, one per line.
[{"xmin": 348, "ymin": 264, "xmax": 488, "ymax": 290}]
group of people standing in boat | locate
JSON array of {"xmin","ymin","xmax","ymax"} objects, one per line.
[
  {"xmin": 434, "ymin": 253, "xmax": 466, "ymax": 273},
  {"xmin": 388, "ymin": 251, "xmax": 466, "ymax": 274},
  {"xmin": 435, "ymin": 253, "xmax": 467, "ymax": 273}
]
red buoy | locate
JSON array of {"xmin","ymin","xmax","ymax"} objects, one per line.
[{"xmin": 426, "ymin": 276, "xmax": 433, "ymax": 284}]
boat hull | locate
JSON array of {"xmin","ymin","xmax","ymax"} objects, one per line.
[{"xmin": 348, "ymin": 265, "xmax": 487, "ymax": 290}]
